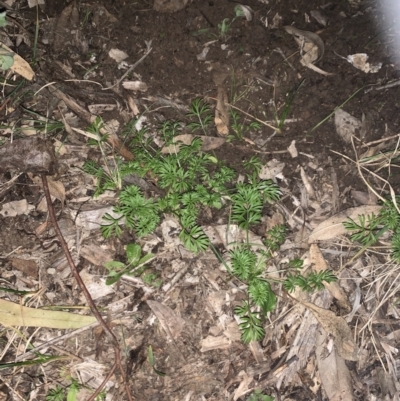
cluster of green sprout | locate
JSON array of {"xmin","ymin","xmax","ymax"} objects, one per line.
[{"xmin": 82, "ymin": 98, "xmax": 337, "ymax": 343}]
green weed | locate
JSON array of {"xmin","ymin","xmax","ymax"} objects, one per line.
[
  {"xmin": 105, "ymin": 243, "xmax": 155, "ymax": 285},
  {"xmin": 229, "ymin": 109, "xmax": 261, "ymax": 141},
  {"xmin": 217, "ymin": 5, "xmax": 248, "ymax": 39},
  {"xmin": 344, "ymin": 197, "xmax": 400, "ymax": 261},
  {"xmin": 82, "ymin": 116, "xmax": 123, "ymax": 196},
  {"xmin": 83, "ymin": 113, "xmax": 337, "ymax": 343},
  {"xmin": 186, "ymin": 98, "xmax": 212, "ymax": 135},
  {"xmin": 274, "ymin": 79, "xmax": 304, "ymax": 130},
  {"xmin": 147, "ymin": 345, "xmax": 166, "ymax": 376},
  {"xmin": 45, "ymin": 378, "xmax": 106, "ymax": 401},
  {"xmin": 246, "ymin": 389, "xmax": 274, "ymax": 401}
]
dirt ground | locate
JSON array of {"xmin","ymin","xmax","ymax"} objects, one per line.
[{"xmin": 1, "ymin": 0, "xmax": 400, "ymax": 400}]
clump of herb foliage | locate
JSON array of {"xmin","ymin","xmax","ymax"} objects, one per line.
[{"xmin": 82, "ymin": 100, "xmax": 337, "ymax": 343}]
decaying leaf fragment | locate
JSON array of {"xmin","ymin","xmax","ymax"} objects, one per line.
[
  {"xmin": 147, "ymin": 300, "xmax": 186, "ymax": 339},
  {"xmin": 334, "ymin": 109, "xmax": 362, "ymax": 143},
  {"xmin": 215, "ymin": 87, "xmax": 230, "ymax": 136},
  {"xmin": 316, "ymin": 327, "xmax": 354, "ymax": 401},
  {"xmin": 161, "ymin": 134, "xmax": 225, "ymax": 154},
  {"xmin": 153, "ymin": 0, "xmax": 188, "ymax": 12},
  {"xmin": 0, "ymin": 137, "xmax": 57, "ymax": 174},
  {"xmin": 0, "ymin": 43, "xmax": 35, "ymax": 80},
  {"xmin": 53, "ymin": 1, "xmax": 80, "ymax": 52},
  {"xmin": 310, "ymin": 244, "xmax": 351, "ymax": 312},
  {"xmin": 0, "ymin": 299, "xmax": 96, "ymax": 329},
  {"xmin": 30, "ymin": 175, "xmax": 66, "ymax": 208},
  {"xmin": 303, "ymin": 301, "xmax": 358, "ymax": 361},
  {"xmin": 308, "ymin": 205, "xmax": 382, "ymax": 243}
]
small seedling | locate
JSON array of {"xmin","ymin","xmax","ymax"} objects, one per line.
[
  {"xmin": 186, "ymin": 98, "xmax": 212, "ymax": 135},
  {"xmin": 142, "ymin": 272, "xmax": 162, "ymax": 288},
  {"xmin": 344, "ymin": 198, "xmax": 400, "ymax": 262},
  {"xmin": 230, "ymin": 109, "xmax": 261, "ymax": 141},
  {"xmin": 82, "ymin": 116, "xmax": 123, "ymax": 196},
  {"xmin": 46, "ymin": 379, "xmax": 82, "ymax": 401},
  {"xmin": 217, "ymin": 5, "xmax": 248, "ymax": 39},
  {"xmin": 147, "ymin": 345, "xmax": 166, "ymax": 376},
  {"xmin": 218, "ymin": 18, "xmax": 231, "ymax": 38},
  {"xmin": 46, "ymin": 385, "xmax": 64, "ymax": 401},
  {"xmin": 274, "ymin": 79, "xmax": 304, "ymax": 130},
  {"xmin": 220, "ymin": 159, "xmax": 336, "ymax": 342},
  {"xmin": 246, "ymin": 389, "xmax": 274, "ymax": 401},
  {"xmin": 105, "ymin": 243, "xmax": 155, "ymax": 285}
]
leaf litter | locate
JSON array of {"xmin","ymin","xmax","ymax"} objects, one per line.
[{"xmin": 0, "ymin": 0, "xmax": 400, "ymax": 400}]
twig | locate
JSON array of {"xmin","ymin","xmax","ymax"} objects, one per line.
[
  {"xmin": 41, "ymin": 174, "xmax": 133, "ymax": 401},
  {"xmin": 361, "ymin": 133, "xmax": 400, "ymax": 148},
  {"xmin": 103, "ymin": 42, "xmax": 153, "ymax": 90}
]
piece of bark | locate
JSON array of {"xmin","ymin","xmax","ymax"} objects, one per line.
[{"xmin": 0, "ymin": 137, "xmax": 57, "ymax": 174}]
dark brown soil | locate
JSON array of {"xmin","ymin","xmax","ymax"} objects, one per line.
[{"xmin": 1, "ymin": 0, "xmax": 400, "ymax": 400}]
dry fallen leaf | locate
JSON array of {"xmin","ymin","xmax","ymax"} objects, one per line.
[
  {"xmin": 316, "ymin": 327, "xmax": 354, "ymax": 401},
  {"xmin": 161, "ymin": 134, "xmax": 225, "ymax": 154},
  {"xmin": 0, "ymin": 299, "xmax": 96, "ymax": 329},
  {"xmin": 108, "ymin": 48, "xmax": 128, "ymax": 62},
  {"xmin": 303, "ymin": 301, "xmax": 358, "ymax": 361},
  {"xmin": 215, "ymin": 87, "xmax": 230, "ymax": 136},
  {"xmin": 0, "ymin": 199, "xmax": 34, "ymax": 217},
  {"xmin": 0, "ymin": 43, "xmax": 35, "ymax": 80},
  {"xmin": 308, "ymin": 205, "xmax": 382, "ymax": 243},
  {"xmin": 233, "ymin": 371, "xmax": 253, "ymax": 401},
  {"xmin": 347, "ymin": 53, "xmax": 382, "ymax": 73},
  {"xmin": 122, "ymin": 81, "xmax": 148, "ymax": 92},
  {"xmin": 147, "ymin": 300, "xmax": 186, "ymax": 339},
  {"xmin": 300, "ymin": 167, "xmax": 316, "ymax": 198},
  {"xmin": 30, "ymin": 175, "xmax": 66, "ymax": 208},
  {"xmin": 10, "ymin": 258, "xmax": 38, "ymax": 279},
  {"xmin": 200, "ymin": 335, "xmax": 231, "ymax": 352},
  {"xmin": 310, "ymin": 244, "xmax": 351, "ymax": 312},
  {"xmin": 334, "ymin": 109, "xmax": 362, "ymax": 143}
]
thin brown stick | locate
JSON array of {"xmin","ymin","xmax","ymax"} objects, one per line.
[{"xmin": 41, "ymin": 174, "xmax": 133, "ymax": 401}]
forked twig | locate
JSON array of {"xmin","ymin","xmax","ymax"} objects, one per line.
[
  {"xmin": 41, "ymin": 174, "xmax": 133, "ymax": 401},
  {"xmin": 103, "ymin": 41, "xmax": 153, "ymax": 90}
]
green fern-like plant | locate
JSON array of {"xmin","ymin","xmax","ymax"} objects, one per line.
[
  {"xmin": 230, "ymin": 245, "xmax": 277, "ymax": 343},
  {"xmin": 344, "ymin": 197, "xmax": 400, "ymax": 262},
  {"xmin": 186, "ymin": 98, "xmax": 212, "ymax": 135},
  {"xmin": 101, "ymin": 185, "xmax": 160, "ymax": 239}
]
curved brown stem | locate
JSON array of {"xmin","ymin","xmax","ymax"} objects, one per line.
[{"xmin": 41, "ymin": 174, "xmax": 133, "ymax": 401}]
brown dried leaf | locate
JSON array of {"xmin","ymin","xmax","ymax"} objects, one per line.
[
  {"xmin": 147, "ymin": 300, "xmax": 186, "ymax": 339},
  {"xmin": 200, "ymin": 335, "xmax": 231, "ymax": 352},
  {"xmin": 53, "ymin": 1, "xmax": 80, "ymax": 52},
  {"xmin": 215, "ymin": 87, "xmax": 230, "ymax": 136},
  {"xmin": 10, "ymin": 258, "xmax": 38, "ymax": 279},
  {"xmin": 161, "ymin": 134, "xmax": 225, "ymax": 154},
  {"xmin": 316, "ymin": 327, "xmax": 354, "ymax": 401},
  {"xmin": 1, "ymin": 43, "xmax": 35, "ymax": 80},
  {"xmin": 233, "ymin": 371, "xmax": 253, "ymax": 401},
  {"xmin": 310, "ymin": 244, "xmax": 351, "ymax": 312},
  {"xmin": 153, "ymin": 0, "xmax": 188, "ymax": 12},
  {"xmin": 30, "ymin": 175, "xmax": 65, "ymax": 207},
  {"xmin": 0, "ymin": 137, "xmax": 57, "ymax": 175},
  {"xmin": 175, "ymin": 375, "xmax": 221, "ymax": 395},
  {"xmin": 303, "ymin": 301, "xmax": 358, "ymax": 361},
  {"xmin": 308, "ymin": 205, "xmax": 382, "ymax": 243}
]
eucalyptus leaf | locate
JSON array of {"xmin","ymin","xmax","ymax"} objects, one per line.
[
  {"xmin": 138, "ymin": 253, "xmax": 155, "ymax": 265},
  {"xmin": 0, "ymin": 11, "xmax": 7, "ymax": 28},
  {"xmin": 126, "ymin": 243, "xmax": 142, "ymax": 265},
  {"xmin": 0, "ymin": 46, "xmax": 14, "ymax": 71}
]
